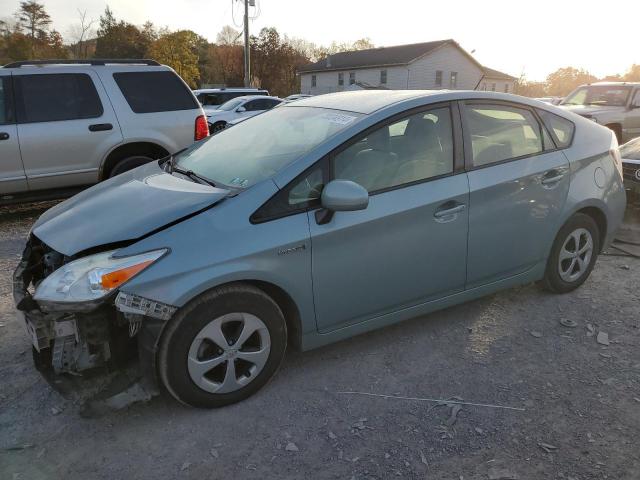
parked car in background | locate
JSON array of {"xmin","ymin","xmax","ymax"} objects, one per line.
[
  {"xmin": 0, "ymin": 59, "xmax": 208, "ymax": 204},
  {"xmin": 284, "ymin": 93, "xmax": 313, "ymax": 102},
  {"xmin": 194, "ymin": 88, "xmax": 269, "ymax": 112},
  {"xmin": 15, "ymin": 90, "xmax": 625, "ymax": 408},
  {"xmin": 559, "ymin": 82, "xmax": 640, "ymax": 143},
  {"xmin": 535, "ymin": 97, "xmax": 563, "ymax": 105},
  {"xmin": 620, "ymin": 136, "xmax": 640, "ymax": 199},
  {"xmin": 206, "ymin": 95, "xmax": 283, "ymax": 133}
]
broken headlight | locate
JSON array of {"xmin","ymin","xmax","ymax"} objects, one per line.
[{"xmin": 33, "ymin": 249, "xmax": 167, "ymax": 304}]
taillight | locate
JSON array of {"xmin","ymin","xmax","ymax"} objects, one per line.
[{"xmin": 194, "ymin": 115, "xmax": 209, "ymax": 141}]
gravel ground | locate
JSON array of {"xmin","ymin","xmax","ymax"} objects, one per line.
[{"xmin": 1, "ymin": 200, "xmax": 639, "ymax": 480}]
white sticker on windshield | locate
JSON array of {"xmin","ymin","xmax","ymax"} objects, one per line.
[{"xmin": 321, "ymin": 113, "xmax": 358, "ymax": 125}]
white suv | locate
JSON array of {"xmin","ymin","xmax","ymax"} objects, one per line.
[{"xmin": 0, "ymin": 59, "xmax": 208, "ymax": 203}]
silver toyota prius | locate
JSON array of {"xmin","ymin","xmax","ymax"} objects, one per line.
[{"xmin": 14, "ymin": 90, "xmax": 626, "ymax": 408}]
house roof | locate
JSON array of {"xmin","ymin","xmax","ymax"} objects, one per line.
[
  {"xmin": 298, "ymin": 40, "xmax": 453, "ymax": 73},
  {"xmin": 481, "ymin": 66, "xmax": 517, "ymax": 81}
]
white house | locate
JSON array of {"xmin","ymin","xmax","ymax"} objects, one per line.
[{"xmin": 298, "ymin": 39, "xmax": 516, "ymax": 95}]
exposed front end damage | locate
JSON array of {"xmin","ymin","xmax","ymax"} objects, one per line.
[{"xmin": 13, "ymin": 235, "xmax": 175, "ymax": 378}]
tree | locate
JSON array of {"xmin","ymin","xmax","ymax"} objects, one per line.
[
  {"xmin": 514, "ymin": 74, "xmax": 547, "ymax": 97},
  {"xmin": 546, "ymin": 67, "xmax": 597, "ymax": 96},
  {"xmin": 68, "ymin": 9, "xmax": 96, "ymax": 59},
  {"xmin": 95, "ymin": 7, "xmax": 150, "ymax": 58},
  {"xmin": 147, "ymin": 30, "xmax": 200, "ymax": 87},
  {"xmin": 624, "ymin": 64, "xmax": 640, "ymax": 82},
  {"xmin": 16, "ymin": 1, "xmax": 51, "ymax": 39},
  {"xmin": 351, "ymin": 38, "xmax": 374, "ymax": 51},
  {"xmin": 216, "ymin": 25, "xmax": 241, "ymax": 45}
]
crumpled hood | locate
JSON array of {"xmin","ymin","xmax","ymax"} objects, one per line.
[
  {"xmin": 32, "ymin": 162, "xmax": 230, "ymax": 256},
  {"xmin": 559, "ymin": 104, "xmax": 621, "ymax": 116}
]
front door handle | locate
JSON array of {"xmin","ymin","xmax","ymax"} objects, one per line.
[
  {"xmin": 434, "ymin": 202, "xmax": 466, "ymax": 221},
  {"xmin": 88, "ymin": 123, "xmax": 113, "ymax": 132},
  {"xmin": 0, "ymin": 132, "xmax": 9, "ymax": 141}
]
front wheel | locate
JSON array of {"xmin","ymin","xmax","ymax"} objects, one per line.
[
  {"xmin": 211, "ymin": 122, "xmax": 227, "ymax": 134},
  {"xmin": 157, "ymin": 284, "xmax": 287, "ymax": 408},
  {"xmin": 541, "ymin": 213, "xmax": 600, "ymax": 293}
]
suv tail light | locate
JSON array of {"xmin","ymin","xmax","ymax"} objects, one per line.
[{"xmin": 194, "ymin": 115, "xmax": 209, "ymax": 141}]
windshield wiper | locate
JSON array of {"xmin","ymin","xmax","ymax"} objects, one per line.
[{"xmin": 163, "ymin": 149, "xmax": 217, "ymax": 188}]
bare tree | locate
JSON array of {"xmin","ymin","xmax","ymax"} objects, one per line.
[
  {"xmin": 216, "ymin": 25, "xmax": 241, "ymax": 45},
  {"xmin": 68, "ymin": 9, "xmax": 96, "ymax": 59}
]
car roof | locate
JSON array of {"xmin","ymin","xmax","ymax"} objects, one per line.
[
  {"xmin": 585, "ymin": 82, "xmax": 640, "ymax": 87},
  {"xmin": 284, "ymin": 90, "xmax": 565, "ymax": 115},
  {"xmin": 194, "ymin": 88, "xmax": 268, "ymax": 93},
  {"xmin": 233, "ymin": 95, "xmax": 282, "ymax": 102}
]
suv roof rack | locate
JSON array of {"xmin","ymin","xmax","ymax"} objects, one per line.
[{"xmin": 3, "ymin": 59, "xmax": 161, "ymax": 68}]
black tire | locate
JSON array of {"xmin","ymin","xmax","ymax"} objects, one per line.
[
  {"xmin": 109, "ymin": 155, "xmax": 153, "ymax": 178},
  {"xmin": 541, "ymin": 213, "xmax": 600, "ymax": 293},
  {"xmin": 157, "ymin": 284, "xmax": 287, "ymax": 408},
  {"xmin": 211, "ymin": 122, "xmax": 227, "ymax": 134}
]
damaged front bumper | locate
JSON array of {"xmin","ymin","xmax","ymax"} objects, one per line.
[{"xmin": 13, "ymin": 237, "xmax": 176, "ymax": 377}]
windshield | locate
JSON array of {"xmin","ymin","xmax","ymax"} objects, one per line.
[
  {"xmin": 176, "ymin": 106, "xmax": 362, "ymax": 188},
  {"xmin": 620, "ymin": 137, "xmax": 640, "ymax": 160},
  {"xmin": 562, "ymin": 86, "xmax": 631, "ymax": 107},
  {"xmin": 218, "ymin": 98, "xmax": 245, "ymax": 111}
]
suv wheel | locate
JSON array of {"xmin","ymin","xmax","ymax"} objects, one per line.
[
  {"xmin": 541, "ymin": 213, "xmax": 600, "ymax": 293},
  {"xmin": 109, "ymin": 155, "xmax": 153, "ymax": 178},
  {"xmin": 157, "ymin": 284, "xmax": 287, "ymax": 408},
  {"xmin": 211, "ymin": 122, "xmax": 227, "ymax": 134}
]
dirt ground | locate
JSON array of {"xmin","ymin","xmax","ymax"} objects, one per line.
[{"xmin": 1, "ymin": 200, "xmax": 639, "ymax": 480}]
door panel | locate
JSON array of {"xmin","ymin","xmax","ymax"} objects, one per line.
[
  {"xmin": 466, "ymin": 150, "xmax": 569, "ymax": 288},
  {"xmin": 309, "ymin": 175, "xmax": 469, "ymax": 332},
  {"xmin": 13, "ymin": 70, "xmax": 123, "ymax": 191},
  {"xmin": 623, "ymin": 89, "xmax": 640, "ymax": 141},
  {"xmin": 0, "ymin": 73, "xmax": 27, "ymax": 195}
]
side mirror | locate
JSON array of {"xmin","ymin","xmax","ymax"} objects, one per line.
[
  {"xmin": 236, "ymin": 106, "xmax": 246, "ymax": 112},
  {"xmin": 316, "ymin": 179, "xmax": 369, "ymax": 224}
]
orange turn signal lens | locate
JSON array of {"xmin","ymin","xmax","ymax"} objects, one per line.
[{"xmin": 100, "ymin": 260, "xmax": 153, "ymax": 290}]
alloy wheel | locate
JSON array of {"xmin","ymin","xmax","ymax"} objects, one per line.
[
  {"xmin": 187, "ymin": 312, "xmax": 271, "ymax": 394},
  {"xmin": 558, "ymin": 227, "xmax": 593, "ymax": 283}
]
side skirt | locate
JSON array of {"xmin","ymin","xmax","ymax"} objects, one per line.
[{"xmin": 300, "ymin": 261, "xmax": 546, "ymax": 351}]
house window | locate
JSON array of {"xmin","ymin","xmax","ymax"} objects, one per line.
[
  {"xmin": 491, "ymin": 83, "xmax": 496, "ymax": 91},
  {"xmin": 349, "ymin": 72, "xmax": 355, "ymax": 85},
  {"xmin": 338, "ymin": 72, "xmax": 344, "ymax": 86},
  {"xmin": 435, "ymin": 70, "xmax": 443, "ymax": 87},
  {"xmin": 380, "ymin": 69, "xmax": 387, "ymax": 84},
  {"xmin": 311, "ymin": 75, "xmax": 317, "ymax": 87},
  {"xmin": 504, "ymin": 83, "xmax": 509, "ymax": 93},
  {"xmin": 449, "ymin": 72, "xmax": 458, "ymax": 89}
]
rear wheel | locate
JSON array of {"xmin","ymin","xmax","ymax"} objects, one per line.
[
  {"xmin": 157, "ymin": 284, "xmax": 287, "ymax": 408},
  {"xmin": 109, "ymin": 155, "xmax": 153, "ymax": 178},
  {"xmin": 542, "ymin": 213, "xmax": 600, "ymax": 293},
  {"xmin": 211, "ymin": 122, "xmax": 227, "ymax": 134}
]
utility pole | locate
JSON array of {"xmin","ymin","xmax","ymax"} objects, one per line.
[{"xmin": 243, "ymin": 0, "xmax": 250, "ymax": 87}]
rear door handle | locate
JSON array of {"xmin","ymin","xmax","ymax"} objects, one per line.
[
  {"xmin": 88, "ymin": 123, "xmax": 113, "ymax": 132},
  {"xmin": 434, "ymin": 202, "xmax": 466, "ymax": 221},
  {"xmin": 0, "ymin": 132, "xmax": 9, "ymax": 141},
  {"xmin": 540, "ymin": 170, "xmax": 565, "ymax": 185}
]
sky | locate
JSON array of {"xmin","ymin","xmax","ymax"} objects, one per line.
[{"xmin": 3, "ymin": 0, "xmax": 639, "ymax": 81}]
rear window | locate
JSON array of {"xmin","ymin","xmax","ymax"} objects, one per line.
[
  {"xmin": 15, "ymin": 73, "xmax": 103, "ymax": 123},
  {"xmin": 114, "ymin": 71, "xmax": 198, "ymax": 114},
  {"xmin": 537, "ymin": 109, "xmax": 575, "ymax": 148}
]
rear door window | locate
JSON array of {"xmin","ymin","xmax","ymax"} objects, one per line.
[
  {"xmin": 15, "ymin": 73, "xmax": 103, "ymax": 123},
  {"xmin": 464, "ymin": 104, "xmax": 544, "ymax": 167},
  {"xmin": 114, "ymin": 71, "xmax": 198, "ymax": 113},
  {"xmin": 0, "ymin": 77, "xmax": 13, "ymax": 125},
  {"xmin": 536, "ymin": 109, "xmax": 575, "ymax": 148}
]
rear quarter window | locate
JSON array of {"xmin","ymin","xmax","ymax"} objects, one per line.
[
  {"xmin": 114, "ymin": 71, "xmax": 199, "ymax": 114},
  {"xmin": 536, "ymin": 109, "xmax": 575, "ymax": 148}
]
